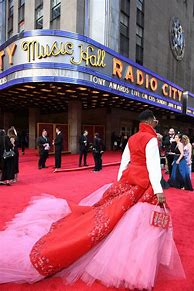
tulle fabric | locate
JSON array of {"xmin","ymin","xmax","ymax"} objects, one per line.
[
  {"xmin": 0, "ymin": 185, "xmax": 185, "ymax": 290},
  {"xmin": 58, "ymin": 202, "xmax": 185, "ymax": 291},
  {"xmin": 0, "ymin": 194, "xmax": 71, "ymax": 283}
]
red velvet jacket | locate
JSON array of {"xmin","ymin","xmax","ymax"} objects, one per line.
[{"xmin": 121, "ymin": 123, "xmax": 157, "ymax": 189}]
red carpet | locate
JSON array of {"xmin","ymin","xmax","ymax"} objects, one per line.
[{"xmin": 0, "ymin": 150, "xmax": 194, "ymax": 291}]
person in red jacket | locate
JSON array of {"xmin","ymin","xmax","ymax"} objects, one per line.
[{"xmin": 0, "ymin": 110, "xmax": 185, "ymax": 290}]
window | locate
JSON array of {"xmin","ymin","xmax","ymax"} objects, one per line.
[
  {"xmin": 120, "ymin": 0, "xmax": 130, "ymax": 58},
  {"xmin": 51, "ymin": 0, "xmax": 61, "ymax": 20},
  {"xmin": 136, "ymin": 45, "xmax": 143, "ymax": 65},
  {"xmin": 35, "ymin": 0, "xmax": 43, "ymax": 29},
  {"xmin": 18, "ymin": 21, "xmax": 24, "ymax": 32},
  {"xmin": 50, "ymin": 0, "xmax": 61, "ymax": 29},
  {"xmin": 137, "ymin": 0, "xmax": 143, "ymax": 11},
  {"xmin": 136, "ymin": 0, "xmax": 144, "ymax": 65},
  {"xmin": 18, "ymin": 0, "xmax": 25, "ymax": 32},
  {"xmin": 8, "ymin": 0, "xmax": 14, "ymax": 37}
]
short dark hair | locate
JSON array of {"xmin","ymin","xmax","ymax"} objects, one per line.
[{"xmin": 138, "ymin": 110, "xmax": 155, "ymax": 122}]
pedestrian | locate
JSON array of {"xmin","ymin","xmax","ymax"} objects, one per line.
[
  {"xmin": 53, "ymin": 127, "xmax": 63, "ymax": 170},
  {"xmin": 37, "ymin": 129, "xmax": 50, "ymax": 169},
  {"xmin": 92, "ymin": 132, "xmax": 104, "ymax": 172},
  {"xmin": 7, "ymin": 126, "xmax": 19, "ymax": 182},
  {"xmin": 182, "ymin": 134, "xmax": 192, "ymax": 177},
  {"xmin": 79, "ymin": 130, "xmax": 89, "ymax": 167},
  {"xmin": 163, "ymin": 128, "xmax": 176, "ymax": 176},
  {"xmin": 0, "ymin": 129, "xmax": 15, "ymax": 185}
]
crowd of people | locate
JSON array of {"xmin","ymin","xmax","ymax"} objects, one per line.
[
  {"xmin": 1, "ymin": 121, "xmax": 193, "ymax": 190},
  {"xmin": 37, "ymin": 128, "xmax": 105, "ymax": 172},
  {"xmin": 159, "ymin": 128, "xmax": 193, "ymax": 191}
]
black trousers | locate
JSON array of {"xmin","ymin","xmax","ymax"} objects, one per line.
[
  {"xmin": 79, "ymin": 150, "xmax": 88, "ymax": 166},
  {"xmin": 38, "ymin": 150, "xmax": 48, "ymax": 168},
  {"xmin": 166, "ymin": 154, "xmax": 175, "ymax": 176},
  {"xmin": 93, "ymin": 152, "xmax": 102, "ymax": 171},
  {"xmin": 55, "ymin": 150, "xmax": 62, "ymax": 168}
]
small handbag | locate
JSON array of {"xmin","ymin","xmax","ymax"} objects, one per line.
[
  {"xmin": 150, "ymin": 204, "xmax": 171, "ymax": 229},
  {"xmin": 3, "ymin": 149, "xmax": 15, "ymax": 160},
  {"xmin": 3, "ymin": 136, "xmax": 15, "ymax": 160}
]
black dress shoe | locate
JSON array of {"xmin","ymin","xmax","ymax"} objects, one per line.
[{"xmin": 84, "ymin": 164, "xmax": 89, "ymax": 166}]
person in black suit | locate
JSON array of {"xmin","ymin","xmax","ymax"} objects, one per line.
[
  {"xmin": 162, "ymin": 128, "xmax": 177, "ymax": 176},
  {"xmin": 54, "ymin": 127, "xmax": 63, "ymax": 169},
  {"xmin": 92, "ymin": 133, "xmax": 105, "ymax": 172},
  {"xmin": 79, "ymin": 130, "xmax": 89, "ymax": 167},
  {"xmin": 37, "ymin": 129, "xmax": 50, "ymax": 169}
]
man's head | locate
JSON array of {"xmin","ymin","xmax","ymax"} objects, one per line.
[
  {"xmin": 83, "ymin": 130, "xmax": 88, "ymax": 136},
  {"xmin": 138, "ymin": 110, "xmax": 158, "ymax": 128},
  {"xmin": 56, "ymin": 127, "xmax": 61, "ymax": 134},
  {"xmin": 42, "ymin": 129, "xmax": 47, "ymax": 137},
  {"xmin": 94, "ymin": 132, "xmax": 99, "ymax": 138},
  {"xmin": 168, "ymin": 128, "xmax": 175, "ymax": 136}
]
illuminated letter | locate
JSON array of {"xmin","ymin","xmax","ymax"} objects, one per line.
[
  {"xmin": 171, "ymin": 87, "xmax": 177, "ymax": 99},
  {"xmin": 145, "ymin": 74, "xmax": 149, "ymax": 89},
  {"xmin": 6, "ymin": 43, "xmax": 17, "ymax": 65},
  {"xmin": 0, "ymin": 50, "xmax": 5, "ymax": 71},
  {"xmin": 162, "ymin": 84, "xmax": 168, "ymax": 96},
  {"xmin": 125, "ymin": 65, "xmax": 134, "ymax": 82},
  {"xmin": 177, "ymin": 90, "xmax": 182, "ymax": 102},
  {"xmin": 136, "ymin": 69, "xmax": 144, "ymax": 85},
  {"xmin": 150, "ymin": 77, "xmax": 158, "ymax": 91},
  {"xmin": 112, "ymin": 58, "xmax": 123, "ymax": 78}
]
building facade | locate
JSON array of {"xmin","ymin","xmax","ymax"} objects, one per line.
[{"xmin": 0, "ymin": 0, "xmax": 194, "ymax": 152}]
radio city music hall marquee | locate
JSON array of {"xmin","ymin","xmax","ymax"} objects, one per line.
[{"xmin": 0, "ymin": 31, "xmax": 184, "ymax": 112}]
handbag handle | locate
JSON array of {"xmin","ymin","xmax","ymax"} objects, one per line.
[{"xmin": 154, "ymin": 202, "xmax": 170, "ymax": 212}]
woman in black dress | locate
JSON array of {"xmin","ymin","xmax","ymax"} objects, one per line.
[
  {"xmin": 8, "ymin": 127, "xmax": 19, "ymax": 182},
  {"xmin": 0, "ymin": 129, "xmax": 15, "ymax": 185}
]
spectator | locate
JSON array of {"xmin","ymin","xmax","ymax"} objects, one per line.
[
  {"xmin": 182, "ymin": 135, "xmax": 192, "ymax": 178},
  {"xmin": 20, "ymin": 130, "xmax": 27, "ymax": 155},
  {"xmin": 92, "ymin": 133, "xmax": 105, "ymax": 172},
  {"xmin": 0, "ymin": 129, "xmax": 15, "ymax": 185},
  {"xmin": 53, "ymin": 127, "xmax": 63, "ymax": 170},
  {"xmin": 37, "ymin": 129, "xmax": 50, "ymax": 169},
  {"xmin": 79, "ymin": 130, "xmax": 89, "ymax": 167},
  {"xmin": 168, "ymin": 133, "xmax": 193, "ymax": 191},
  {"xmin": 163, "ymin": 128, "xmax": 176, "ymax": 176},
  {"xmin": 8, "ymin": 126, "xmax": 19, "ymax": 183},
  {"xmin": 121, "ymin": 134, "xmax": 128, "ymax": 153}
]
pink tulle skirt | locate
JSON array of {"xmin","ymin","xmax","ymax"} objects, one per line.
[{"xmin": 0, "ymin": 184, "xmax": 185, "ymax": 290}]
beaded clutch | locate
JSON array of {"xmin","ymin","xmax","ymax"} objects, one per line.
[{"xmin": 150, "ymin": 204, "xmax": 171, "ymax": 229}]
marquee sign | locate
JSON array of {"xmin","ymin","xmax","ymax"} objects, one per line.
[{"xmin": 0, "ymin": 30, "xmax": 185, "ymax": 113}]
